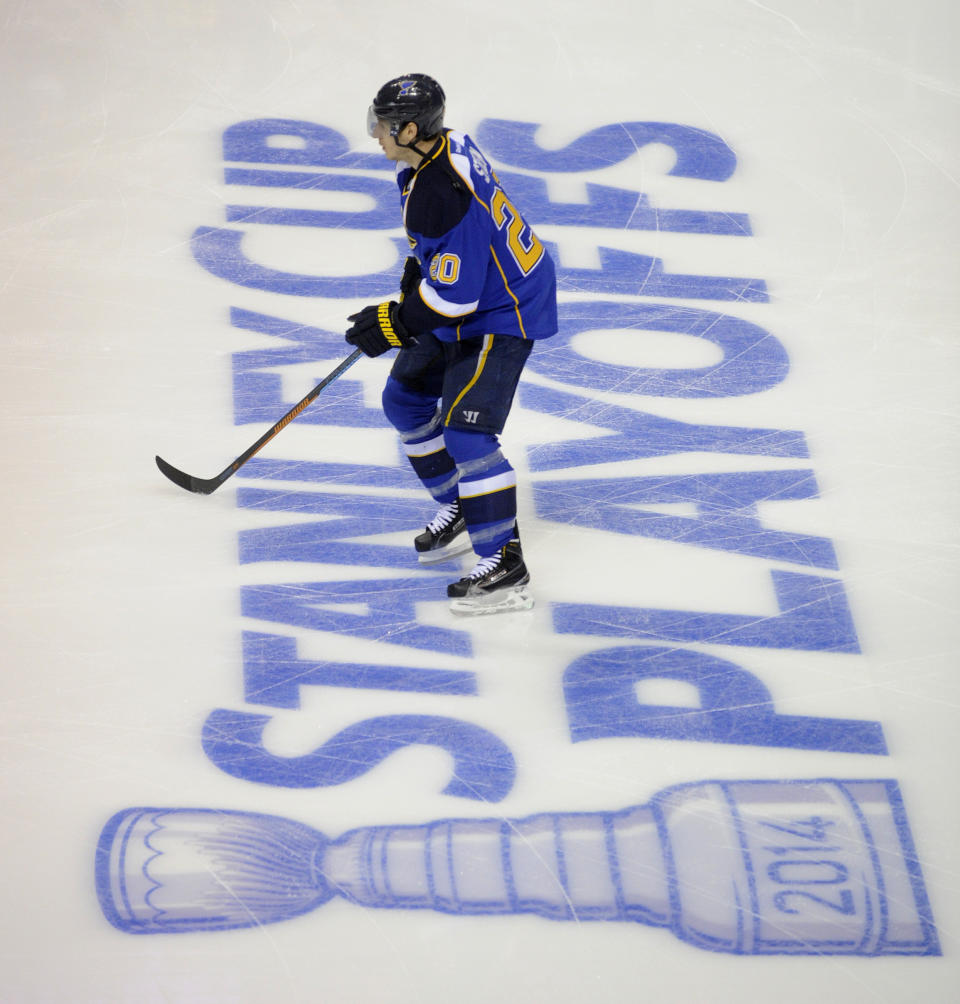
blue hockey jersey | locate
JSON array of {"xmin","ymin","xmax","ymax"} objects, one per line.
[{"xmin": 395, "ymin": 130, "xmax": 557, "ymax": 342}]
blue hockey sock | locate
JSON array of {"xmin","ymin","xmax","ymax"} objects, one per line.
[
  {"xmin": 401, "ymin": 419, "xmax": 459, "ymax": 504},
  {"xmin": 383, "ymin": 376, "xmax": 459, "ymax": 504},
  {"xmin": 444, "ymin": 428, "xmax": 517, "ymax": 557}
]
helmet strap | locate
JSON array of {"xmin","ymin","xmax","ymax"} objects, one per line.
[{"xmin": 394, "ymin": 124, "xmax": 440, "ymax": 165}]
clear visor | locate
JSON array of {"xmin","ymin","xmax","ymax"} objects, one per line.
[
  {"xmin": 368, "ymin": 106, "xmax": 407, "ymax": 139},
  {"xmin": 366, "ymin": 105, "xmax": 379, "ymax": 137},
  {"xmin": 367, "ymin": 106, "xmax": 401, "ymax": 138}
]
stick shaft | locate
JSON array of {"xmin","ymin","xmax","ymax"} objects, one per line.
[
  {"xmin": 156, "ymin": 348, "xmax": 364, "ymax": 494},
  {"xmin": 224, "ymin": 348, "xmax": 364, "ymax": 476}
]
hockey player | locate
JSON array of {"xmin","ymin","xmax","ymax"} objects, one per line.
[{"xmin": 345, "ymin": 73, "xmax": 558, "ymax": 616}]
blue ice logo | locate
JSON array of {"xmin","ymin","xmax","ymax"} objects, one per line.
[{"xmin": 95, "ymin": 778, "xmax": 938, "ymax": 955}]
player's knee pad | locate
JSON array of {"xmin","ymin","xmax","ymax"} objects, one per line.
[
  {"xmin": 381, "ymin": 376, "xmax": 439, "ymax": 434},
  {"xmin": 442, "ymin": 426, "xmax": 501, "ymax": 466}
]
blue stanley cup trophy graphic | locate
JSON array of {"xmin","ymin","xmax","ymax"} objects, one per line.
[{"xmin": 96, "ymin": 778, "xmax": 938, "ymax": 955}]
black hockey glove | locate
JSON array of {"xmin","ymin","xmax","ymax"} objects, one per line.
[
  {"xmin": 345, "ymin": 301, "xmax": 414, "ymax": 357},
  {"xmin": 399, "ymin": 256, "xmax": 422, "ymax": 301}
]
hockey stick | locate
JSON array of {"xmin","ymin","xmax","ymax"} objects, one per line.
[{"xmin": 155, "ymin": 347, "xmax": 364, "ymax": 495}]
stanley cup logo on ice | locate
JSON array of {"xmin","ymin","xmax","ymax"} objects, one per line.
[{"xmin": 95, "ymin": 778, "xmax": 938, "ymax": 955}]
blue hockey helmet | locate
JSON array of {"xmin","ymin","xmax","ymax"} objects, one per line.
[{"xmin": 367, "ymin": 74, "xmax": 446, "ymax": 140}]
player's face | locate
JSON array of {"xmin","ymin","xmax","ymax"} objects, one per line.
[
  {"xmin": 371, "ymin": 117, "xmax": 401, "ymax": 160},
  {"xmin": 368, "ymin": 111, "xmax": 419, "ymax": 164}
]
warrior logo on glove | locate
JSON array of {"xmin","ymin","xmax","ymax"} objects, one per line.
[{"xmin": 345, "ymin": 301, "xmax": 415, "ymax": 358}]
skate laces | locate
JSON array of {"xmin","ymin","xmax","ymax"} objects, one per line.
[
  {"xmin": 427, "ymin": 501, "xmax": 460, "ymax": 534},
  {"xmin": 466, "ymin": 552, "xmax": 502, "ymax": 580}
]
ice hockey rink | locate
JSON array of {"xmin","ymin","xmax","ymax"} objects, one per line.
[{"xmin": 3, "ymin": 1, "xmax": 958, "ymax": 1001}]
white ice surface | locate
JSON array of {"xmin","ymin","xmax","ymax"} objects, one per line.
[{"xmin": 2, "ymin": 1, "xmax": 958, "ymax": 1001}]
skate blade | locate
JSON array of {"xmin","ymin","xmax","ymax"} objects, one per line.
[
  {"xmin": 449, "ymin": 585, "xmax": 534, "ymax": 617},
  {"xmin": 417, "ymin": 538, "xmax": 474, "ymax": 565}
]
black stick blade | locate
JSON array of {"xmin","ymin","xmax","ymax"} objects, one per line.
[{"xmin": 155, "ymin": 455, "xmax": 222, "ymax": 495}]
